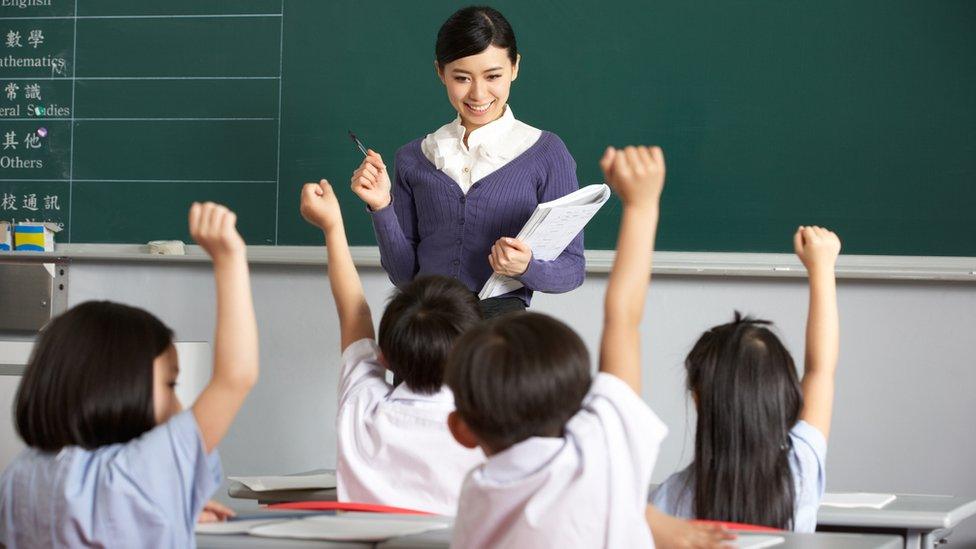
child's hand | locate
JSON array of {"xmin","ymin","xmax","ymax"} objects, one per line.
[
  {"xmin": 351, "ymin": 149, "xmax": 392, "ymax": 211},
  {"xmin": 599, "ymin": 145, "xmax": 666, "ymax": 208},
  {"xmin": 659, "ymin": 521, "xmax": 736, "ymax": 549},
  {"xmin": 794, "ymin": 225, "xmax": 841, "ymax": 273},
  {"xmin": 197, "ymin": 500, "xmax": 236, "ymax": 523},
  {"xmin": 300, "ymin": 179, "xmax": 343, "ymax": 232},
  {"xmin": 189, "ymin": 202, "xmax": 246, "ymax": 262}
]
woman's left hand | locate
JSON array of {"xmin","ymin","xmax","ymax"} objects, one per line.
[
  {"xmin": 197, "ymin": 500, "xmax": 236, "ymax": 523},
  {"xmin": 489, "ymin": 237, "xmax": 532, "ymax": 277}
]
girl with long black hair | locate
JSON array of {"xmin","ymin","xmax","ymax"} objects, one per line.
[{"xmin": 651, "ymin": 226, "xmax": 841, "ymax": 531}]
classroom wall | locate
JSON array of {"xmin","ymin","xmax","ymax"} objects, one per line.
[{"xmin": 50, "ymin": 260, "xmax": 976, "ymax": 545}]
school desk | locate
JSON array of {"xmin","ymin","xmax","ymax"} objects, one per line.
[
  {"xmin": 817, "ymin": 494, "xmax": 976, "ymax": 549},
  {"xmin": 196, "ymin": 512, "xmax": 441, "ymax": 549},
  {"xmin": 378, "ymin": 528, "xmax": 902, "ymax": 548},
  {"xmin": 198, "ymin": 515, "xmax": 903, "ymax": 549},
  {"xmin": 198, "ymin": 535, "xmax": 368, "ymax": 548}
]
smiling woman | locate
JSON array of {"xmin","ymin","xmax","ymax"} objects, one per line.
[{"xmin": 350, "ymin": 6, "xmax": 585, "ymax": 319}]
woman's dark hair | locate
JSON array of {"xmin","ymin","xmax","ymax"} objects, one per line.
[
  {"xmin": 685, "ymin": 312, "xmax": 803, "ymax": 529},
  {"xmin": 16, "ymin": 301, "xmax": 174, "ymax": 451},
  {"xmin": 445, "ymin": 312, "xmax": 591, "ymax": 452},
  {"xmin": 435, "ymin": 6, "xmax": 518, "ymax": 68},
  {"xmin": 379, "ymin": 276, "xmax": 482, "ymax": 394}
]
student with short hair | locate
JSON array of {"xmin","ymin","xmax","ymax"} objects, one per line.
[
  {"xmin": 651, "ymin": 226, "xmax": 841, "ymax": 531},
  {"xmin": 443, "ymin": 146, "xmax": 733, "ymax": 548},
  {"xmin": 300, "ymin": 180, "xmax": 484, "ymax": 516},
  {"xmin": 0, "ymin": 202, "xmax": 259, "ymax": 548},
  {"xmin": 351, "ymin": 6, "xmax": 585, "ymax": 318}
]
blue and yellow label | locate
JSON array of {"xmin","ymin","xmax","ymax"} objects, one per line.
[{"xmin": 13, "ymin": 225, "xmax": 46, "ymax": 251}]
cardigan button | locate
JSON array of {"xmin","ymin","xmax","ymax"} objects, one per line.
[{"xmin": 453, "ymin": 259, "xmax": 460, "ymax": 266}]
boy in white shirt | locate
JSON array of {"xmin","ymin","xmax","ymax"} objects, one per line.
[
  {"xmin": 300, "ymin": 180, "xmax": 484, "ymax": 516},
  {"xmin": 443, "ymin": 146, "xmax": 735, "ymax": 548}
]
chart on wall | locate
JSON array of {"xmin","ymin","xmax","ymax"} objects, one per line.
[{"xmin": 0, "ymin": 0, "xmax": 282, "ymax": 244}]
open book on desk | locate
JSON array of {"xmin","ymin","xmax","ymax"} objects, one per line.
[{"xmin": 478, "ymin": 184, "xmax": 612, "ymax": 300}]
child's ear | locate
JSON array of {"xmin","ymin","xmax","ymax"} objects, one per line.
[{"xmin": 448, "ymin": 411, "xmax": 480, "ymax": 449}]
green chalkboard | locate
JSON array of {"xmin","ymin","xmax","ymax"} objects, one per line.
[{"xmin": 2, "ymin": 0, "xmax": 974, "ymax": 255}]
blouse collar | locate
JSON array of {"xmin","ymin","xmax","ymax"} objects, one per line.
[{"xmin": 431, "ymin": 105, "xmax": 521, "ymax": 166}]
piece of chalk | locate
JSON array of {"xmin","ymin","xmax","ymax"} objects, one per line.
[{"xmin": 147, "ymin": 240, "xmax": 186, "ymax": 255}]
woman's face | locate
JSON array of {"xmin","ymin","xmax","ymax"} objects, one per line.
[
  {"xmin": 438, "ymin": 45, "xmax": 519, "ymax": 133},
  {"xmin": 153, "ymin": 343, "xmax": 182, "ymax": 424}
]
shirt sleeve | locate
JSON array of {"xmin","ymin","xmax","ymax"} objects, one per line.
[
  {"xmin": 369, "ymin": 159, "xmax": 419, "ymax": 286},
  {"xmin": 576, "ymin": 373, "xmax": 669, "ymax": 508},
  {"xmin": 109, "ymin": 410, "xmax": 222, "ymax": 532},
  {"xmin": 649, "ymin": 470, "xmax": 695, "ymax": 519},
  {"xmin": 517, "ymin": 135, "xmax": 585, "ymax": 293},
  {"xmin": 790, "ymin": 420, "xmax": 828, "ymax": 500},
  {"xmin": 337, "ymin": 338, "xmax": 390, "ymax": 413}
]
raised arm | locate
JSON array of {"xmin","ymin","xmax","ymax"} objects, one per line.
[
  {"xmin": 598, "ymin": 146, "xmax": 666, "ymax": 392},
  {"xmin": 301, "ymin": 179, "xmax": 375, "ymax": 351},
  {"xmin": 794, "ymin": 225, "xmax": 841, "ymax": 440},
  {"xmin": 189, "ymin": 202, "xmax": 259, "ymax": 454},
  {"xmin": 355, "ymin": 150, "xmax": 420, "ymax": 285}
]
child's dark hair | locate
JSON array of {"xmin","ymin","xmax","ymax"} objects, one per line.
[
  {"xmin": 435, "ymin": 6, "xmax": 518, "ymax": 68},
  {"xmin": 378, "ymin": 276, "xmax": 482, "ymax": 394},
  {"xmin": 16, "ymin": 301, "xmax": 174, "ymax": 451},
  {"xmin": 445, "ymin": 312, "xmax": 591, "ymax": 451},
  {"xmin": 685, "ymin": 312, "xmax": 803, "ymax": 529}
]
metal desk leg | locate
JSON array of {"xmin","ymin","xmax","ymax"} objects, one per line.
[{"xmin": 903, "ymin": 530, "xmax": 922, "ymax": 549}]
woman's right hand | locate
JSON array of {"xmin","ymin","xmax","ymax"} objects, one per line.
[{"xmin": 351, "ymin": 149, "xmax": 392, "ymax": 211}]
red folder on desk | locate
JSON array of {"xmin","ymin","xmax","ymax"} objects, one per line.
[
  {"xmin": 268, "ymin": 501, "xmax": 435, "ymax": 516},
  {"xmin": 693, "ymin": 520, "xmax": 781, "ymax": 533}
]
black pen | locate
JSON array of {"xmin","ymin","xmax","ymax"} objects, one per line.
[{"xmin": 348, "ymin": 130, "xmax": 368, "ymax": 157}]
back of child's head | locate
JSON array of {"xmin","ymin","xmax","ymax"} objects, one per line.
[
  {"xmin": 378, "ymin": 275, "xmax": 482, "ymax": 394},
  {"xmin": 445, "ymin": 312, "xmax": 591, "ymax": 452},
  {"xmin": 684, "ymin": 312, "xmax": 803, "ymax": 529},
  {"xmin": 16, "ymin": 300, "xmax": 174, "ymax": 452}
]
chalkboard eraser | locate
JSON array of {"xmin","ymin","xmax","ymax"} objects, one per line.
[{"xmin": 148, "ymin": 240, "xmax": 186, "ymax": 255}]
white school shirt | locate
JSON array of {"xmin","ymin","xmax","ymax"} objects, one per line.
[
  {"xmin": 335, "ymin": 338, "xmax": 485, "ymax": 516},
  {"xmin": 650, "ymin": 420, "xmax": 827, "ymax": 532},
  {"xmin": 450, "ymin": 373, "xmax": 668, "ymax": 549},
  {"xmin": 421, "ymin": 105, "xmax": 542, "ymax": 193}
]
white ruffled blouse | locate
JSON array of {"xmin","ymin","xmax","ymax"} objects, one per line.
[{"xmin": 421, "ymin": 105, "xmax": 542, "ymax": 194}]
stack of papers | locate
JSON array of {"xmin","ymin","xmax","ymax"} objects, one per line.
[
  {"xmin": 248, "ymin": 515, "xmax": 450, "ymax": 542},
  {"xmin": 479, "ymin": 184, "xmax": 612, "ymax": 299},
  {"xmin": 195, "ymin": 518, "xmax": 290, "ymax": 535},
  {"xmin": 228, "ymin": 471, "xmax": 336, "ymax": 491},
  {"xmin": 821, "ymin": 492, "xmax": 896, "ymax": 509}
]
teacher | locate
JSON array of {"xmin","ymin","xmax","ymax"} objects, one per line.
[{"xmin": 351, "ymin": 6, "xmax": 584, "ymax": 318}]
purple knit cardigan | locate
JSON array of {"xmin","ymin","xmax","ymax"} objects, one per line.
[{"xmin": 369, "ymin": 131, "xmax": 585, "ymax": 305}]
